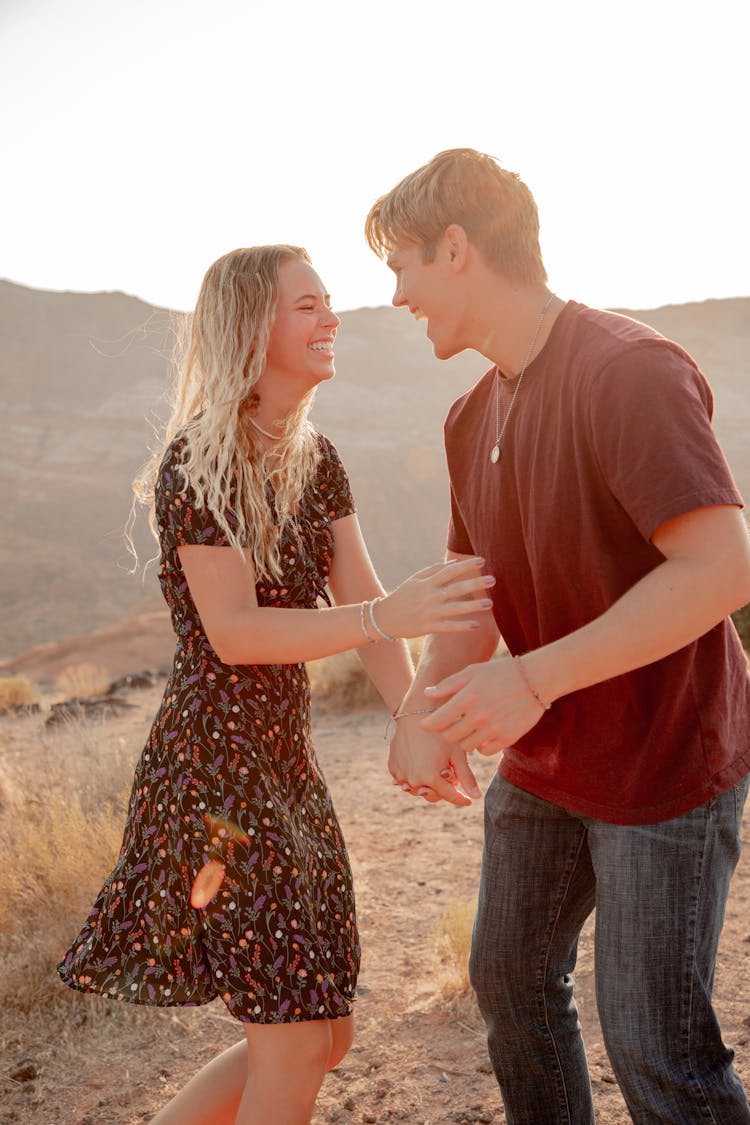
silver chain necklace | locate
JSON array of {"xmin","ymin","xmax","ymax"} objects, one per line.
[
  {"xmin": 249, "ymin": 417, "xmax": 281, "ymax": 440},
  {"xmin": 490, "ymin": 292, "xmax": 556, "ymax": 465}
]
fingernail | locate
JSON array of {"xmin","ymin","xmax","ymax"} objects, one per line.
[
  {"xmin": 482, "ymin": 575, "xmax": 496, "ymax": 587},
  {"xmin": 424, "ymin": 686, "xmax": 437, "ymax": 695},
  {"xmin": 479, "ymin": 598, "xmax": 493, "ymax": 608},
  {"xmin": 473, "ymin": 557, "xmax": 485, "ymax": 565}
]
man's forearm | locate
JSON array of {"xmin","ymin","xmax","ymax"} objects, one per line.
[
  {"xmin": 528, "ymin": 506, "xmax": 750, "ymax": 707},
  {"xmin": 402, "ymin": 620, "xmax": 499, "ymax": 708}
]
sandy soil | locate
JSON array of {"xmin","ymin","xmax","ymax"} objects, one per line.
[{"xmin": 2, "ymin": 689, "xmax": 749, "ymax": 1124}]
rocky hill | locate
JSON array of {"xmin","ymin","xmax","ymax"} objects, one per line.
[{"xmin": 2, "ymin": 280, "xmax": 748, "ymax": 669}]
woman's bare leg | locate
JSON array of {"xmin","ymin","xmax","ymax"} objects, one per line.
[
  {"xmin": 151, "ymin": 1014, "xmax": 354, "ymax": 1125},
  {"xmin": 236, "ymin": 1016, "xmax": 353, "ymax": 1125},
  {"xmin": 151, "ymin": 1040, "xmax": 247, "ymax": 1125}
]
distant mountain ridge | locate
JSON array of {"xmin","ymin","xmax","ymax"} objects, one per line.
[{"xmin": 2, "ymin": 279, "xmax": 749, "ymax": 665}]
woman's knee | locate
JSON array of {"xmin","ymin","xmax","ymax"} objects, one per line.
[{"xmin": 245, "ymin": 1019, "xmax": 332, "ymax": 1081}]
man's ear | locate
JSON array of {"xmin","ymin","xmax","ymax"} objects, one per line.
[{"xmin": 443, "ymin": 224, "xmax": 470, "ymax": 271}]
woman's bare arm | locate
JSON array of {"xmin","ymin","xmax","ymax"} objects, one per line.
[{"xmin": 177, "ymin": 525, "xmax": 492, "ymax": 666}]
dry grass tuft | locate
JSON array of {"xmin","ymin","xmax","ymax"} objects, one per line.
[
  {"xmin": 0, "ymin": 674, "xmax": 38, "ymax": 713},
  {"xmin": 56, "ymin": 661, "xmax": 111, "ymax": 699},
  {"xmin": 0, "ymin": 713, "xmax": 134, "ymax": 1016},
  {"xmin": 434, "ymin": 896, "xmax": 476, "ymax": 999},
  {"xmin": 309, "ymin": 638, "xmax": 423, "ymax": 709},
  {"xmin": 308, "ymin": 650, "xmax": 382, "ymax": 708}
]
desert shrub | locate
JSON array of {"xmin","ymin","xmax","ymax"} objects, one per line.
[
  {"xmin": 308, "ymin": 637, "xmax": 423, "ymax": 708},
  {"xmin": 0, "ymin": 787, "xmax": 126, "ymax": 1012},
  {"xmin": 0, "ymin": 674, "xmax": 38, "ymax": 713},
  {"xmin": 435, "ymin": 896, "xmax": 477, "ymax": 1000},
  {"xmin": 56, "ymin": 662, "xmax": 111, "ymax": 699},
  {"xmin": 0, "ymin": 714, "xmax": 138, "ymax": 1014}
]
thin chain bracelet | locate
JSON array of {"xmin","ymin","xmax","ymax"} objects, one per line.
[
  {"xmin": 384, "ymin": 707, "xmax": 435, "ymax": 740},
  {"xmin": 368, "ymin": 596, "xmax": 395, "ymax": 642},
  {"xmin": 514, "ymin": 654, "xmax": 551, "ymax": 711}
]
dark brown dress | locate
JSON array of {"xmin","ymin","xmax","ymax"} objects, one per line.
[{"xmin": 58, "ymin": 433, "xmax": 360, "ymax": 1023}]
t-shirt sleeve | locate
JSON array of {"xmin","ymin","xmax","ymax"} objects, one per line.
[
  {"xmin": 155, "ymin": 438, "xmax": 230, "ymax": 553},
  {"xmin": 317, "ymin": 434, "xmax": 356, "ymax": 522},
  {"xmin": 589, "ymin": 342, "xmax": 743, "ymax": 542},
  {"xmin": 446, "ymin": 482, "xmax": 475, "ymax": 555}
]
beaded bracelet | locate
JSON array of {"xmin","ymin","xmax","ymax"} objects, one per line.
[
  {"xmin": 514, "ymin": 654, "xmax": 551, "ymax": 711},
  {"xmin": 368, "ymin": 596, "xmax": 395, "ymax": 642}
]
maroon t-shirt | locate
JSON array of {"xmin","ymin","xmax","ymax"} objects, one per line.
[{"xmin": 445, "ymin": 301, "xmax": 750, "ymax": 824}]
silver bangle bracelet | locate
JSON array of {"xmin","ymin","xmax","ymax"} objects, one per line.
[
  {"xmin": 359, "ymin": 601, "xmax": 375, "ymax": 644},
  {"xmin": 368, "ymin": 596, "xmax": 395, "ymax": 643}
]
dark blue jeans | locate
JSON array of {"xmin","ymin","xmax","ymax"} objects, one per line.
[{"xmin": 469, "ymin": 773, "xmax": 750, "ymax": 1124}]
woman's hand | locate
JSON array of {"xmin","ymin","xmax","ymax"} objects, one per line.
[{"xmin": 376, "ymin": 557, "xmax": 494, "ymax": 639}]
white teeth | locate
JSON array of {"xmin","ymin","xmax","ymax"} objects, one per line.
[{"xmin": 309, "ymin": 342, "xmax": 333, "ymax": 353}]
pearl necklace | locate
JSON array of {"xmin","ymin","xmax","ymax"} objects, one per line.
[
  {"xmin": 490, "ymin": 292, "xmax": 556, "ymax": 465},
  {"xmin": 249, "ymin": 417, "xmax": 282, "ymax": 440}
]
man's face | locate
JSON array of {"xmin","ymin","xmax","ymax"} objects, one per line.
[{"xmin": 386, "ymin": 238, "xmax": 465, "ymax": 360}]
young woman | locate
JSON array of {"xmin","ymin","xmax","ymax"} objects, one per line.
[{"xmin": 58, "ymin": 245, "xmax": 492, "ymax": 1125}]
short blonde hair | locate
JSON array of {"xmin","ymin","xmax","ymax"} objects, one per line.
[{"xmin": 365, "ymin": 148, "xmax": 547, "ymax": 285}]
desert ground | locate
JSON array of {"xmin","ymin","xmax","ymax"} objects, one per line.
[{"xmin": 1, "ymin": 668, "xmax": 749, "ymax": 1125}]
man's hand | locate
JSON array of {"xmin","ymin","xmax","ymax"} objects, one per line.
[
  {"xmin": 421, "ymin": 656, "xmax": 546, "ymax": 753},
  {"xmin": 389, "ymin": 715, "xmax": 481, "ymax": 807}
]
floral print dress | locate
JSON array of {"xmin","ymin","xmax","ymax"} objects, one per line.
[{"xmin": 58, "ymin": 432, "xmax": 360, "ymax": 1023}]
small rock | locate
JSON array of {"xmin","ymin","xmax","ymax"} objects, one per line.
[
  {"xmin": 327, "ymin": 1110, "xmax": 342, "ymax": 1123},
  {"xmin": 10, "ymin": 1061, "xmax": 37, "ymax": 1083},
  {"xmin": 3, "ymin": 702, "xmax": 41, "ymax": 717},
  {"xmin": 106, "ymin": 670, "xmax": 157, "ymax": 693},
  {"xmin": 476, "ymin": 1059, "xmax": 493, "ymax": 1074},
  {"xmin": 362, "ymin": 1116, "xmax": 377, "ymax": 1124},
  {"xmin": 344, "ymin": 1096, "xmax": 357, "ymax": 1111}
]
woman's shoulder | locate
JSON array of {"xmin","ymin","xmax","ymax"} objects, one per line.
[
  {"xmin": 156, "ymin": 430, "xmax": 193, "ymax": 486},
  {"xmin": 311, "ymin": 429, "xmax": 347, "ymax": 472},
  {"xmin": 309, "ymin": 429, "xmax": 355, "ymax": 516}
]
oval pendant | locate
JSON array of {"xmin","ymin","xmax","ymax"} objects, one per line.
[{"xmin": 490, "ymin": 444, "xmax": 501, "ymax": 464}]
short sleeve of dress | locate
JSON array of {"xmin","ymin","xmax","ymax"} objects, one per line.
[
  {"xmin": 316, "ymin": 434, "xmax": 356, "ymax": 522},
  {"xmin": 155, "ymin": 437, "xmax": 230, "ymax": 553}
]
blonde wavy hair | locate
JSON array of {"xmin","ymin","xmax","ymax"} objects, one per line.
[
  {"xmin": 132, "ymin": 245, "xmax": 322, "ymax": 581},
  {"xmin": 366, "ymin": 147, "xmax": 547, "ymax": 285}
]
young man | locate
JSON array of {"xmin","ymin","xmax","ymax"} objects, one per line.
[{"xmin": 366, "ymin": 149, "xmax": 750, "ymax": 1124}]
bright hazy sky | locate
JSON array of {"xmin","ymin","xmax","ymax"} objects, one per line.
[{"xmin": 2, "ymin": 0, "xmax": 748, "ymax": 314}]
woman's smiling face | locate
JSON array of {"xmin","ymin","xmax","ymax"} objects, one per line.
[{"xmin": 263, "ymin": 258, "xmax": 341, "ymax": 390}]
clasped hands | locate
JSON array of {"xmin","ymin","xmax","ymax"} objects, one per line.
[{"xmin": 389, "ymin": 655, "xmax": 548, "ymax": 806}]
